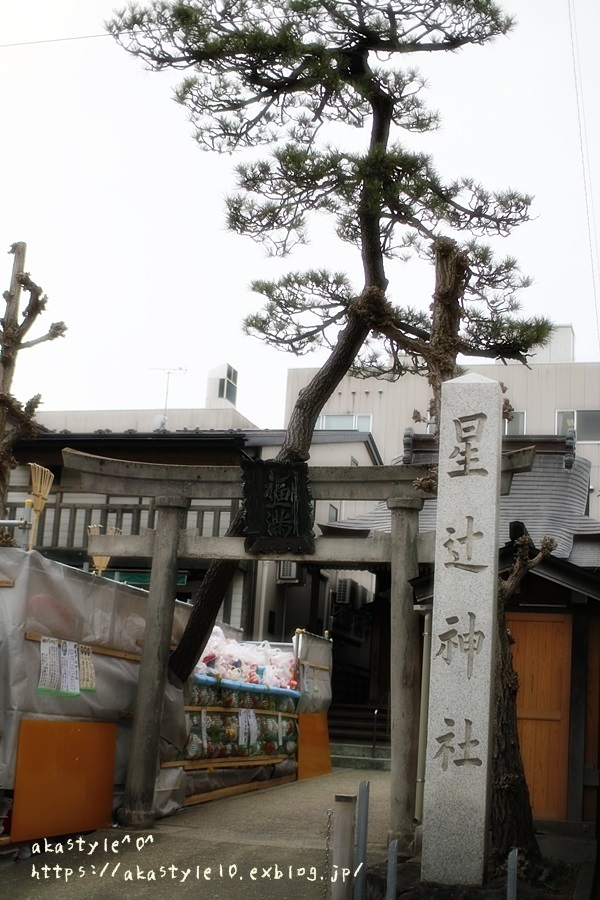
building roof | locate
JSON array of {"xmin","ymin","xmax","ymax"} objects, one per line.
[
  {"xmin": 13, "ymin": 427, "xmax": 384, "ymax": 470},
  {"xmin": 13, "ymin": 430, "xmax": 250, "ymax": 468},
  {"xmin": 409, "ymin": 543, "xmax": 600, "ymax": 605},
  {"xmin": 320, "ymin": 449, "xmax": 600, "ymax": 565}
]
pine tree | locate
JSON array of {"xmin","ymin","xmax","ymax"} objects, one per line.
[
  {"xmin": 110, "ymin": 0, "xmax": 551, "ymax": 657},
  {"xmin": 110, "ymin": 1, "xmax": 553, "ymax": 865}
]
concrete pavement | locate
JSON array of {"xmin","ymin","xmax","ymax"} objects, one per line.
[
  {"xmin": 0, "ymin": 768, "xmax": 596, "ymax": 899},
  {"xmin": 0, "ymin": 769, "xmax": 389, "ymax": 900}
]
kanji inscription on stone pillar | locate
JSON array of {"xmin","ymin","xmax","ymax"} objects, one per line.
[{"xmin": 421, "ymin": 374, "xmax": 502, "ymax": 886}]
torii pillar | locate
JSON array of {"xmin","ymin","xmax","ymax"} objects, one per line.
[
  {"xmin": 120, "ymin": 495, "xmax": 190, "ymax": 827},
  {"xmin": 387, "ymin": 497, "xmax": 424, "ymax": 849}
]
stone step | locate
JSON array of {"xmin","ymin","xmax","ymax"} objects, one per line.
[
  {"xmin": 329, "ymin": 727, "xmax": 389, "ymax": 744},
  {"xmin": 330, "ymin": 754, "xmax": 391, "ymax": 772},
  {"xmin": 329, "ymin": 742, "xmax": 391, "ymax": 760},
  {"xmin": 328, "ymin": 703, "xmax": 390, "ymax": 744},
  {"xmin": 328, "ymin": 718, "xmax": 389, "ymax": 732},
  {"xmin": 329, "ymin": 703, "xmax": 389, "ymax": 719}
]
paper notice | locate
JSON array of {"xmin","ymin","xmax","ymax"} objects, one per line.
[
  {"xmin": 201, "ymin": 709, "xmax": 208, "ymax": 748},
  {"xmin": 238, "ymin": 708, "xmax": 249, "ymax": 747},
  {"xmin": 59, "ymin": 640, "xmax": 80, "ymax": 696},
  {"xmin": 38, "ymin": 637, "xmax": 60, "ymax": 693},
  {"xmin": 78, "ymin": 645, "xmax": 96, "ymax": 691},
  {"xmin": 248, "ymin": 710, "xmax": 259, "ymax": 746}
]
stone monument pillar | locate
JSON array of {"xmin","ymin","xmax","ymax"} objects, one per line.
[{"xmin": 421, "ymin": 374, "xmax": 502, "ymax": 885}]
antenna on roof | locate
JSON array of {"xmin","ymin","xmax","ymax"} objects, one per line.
[{"xmin": 149, "ymin": 367, "xmax": 187, "ymax": 429}]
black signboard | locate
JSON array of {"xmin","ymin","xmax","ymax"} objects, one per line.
[{"xmin": 241, "ymin": 457, "xmax": 315, "ymax": 554}]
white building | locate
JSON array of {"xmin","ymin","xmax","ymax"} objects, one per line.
[{"xmin": 284, "ymin": 326, "xmax": 600, "ymax": 520}]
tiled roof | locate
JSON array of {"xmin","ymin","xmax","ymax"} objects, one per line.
[{"xmin": 322, "ymin": 454, "xmax": 600, "ymax": 563}]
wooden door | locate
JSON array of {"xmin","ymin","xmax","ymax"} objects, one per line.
[{"xmin": 507, "ymin": 612, "xmax": 572, "ymax": 821}]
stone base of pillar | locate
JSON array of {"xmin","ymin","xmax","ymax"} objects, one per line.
[{"xmin": 117, "ymin": 804, "xmax": 155, "ymax": 828}]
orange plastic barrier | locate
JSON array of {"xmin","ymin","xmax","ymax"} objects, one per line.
[
  {"xmin": 297, "ymin": 712, "xmax": 332, "ymax": 780},
  {"xmin": 10, "ymin": 719, "xmax": 117, "ymax": 842}
]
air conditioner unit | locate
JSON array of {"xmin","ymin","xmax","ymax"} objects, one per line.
[
  {"xmin": 277, "ymin": 560, "xmax": 300, "ymax": 583},
  {"xmin": 336, "ymin": 578, "xmax": 355, "ymax": 605}
]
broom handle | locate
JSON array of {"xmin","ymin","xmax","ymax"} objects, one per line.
[{"xmin": 28, "ymin": 512, "xmax": 40, "ymax": 552}]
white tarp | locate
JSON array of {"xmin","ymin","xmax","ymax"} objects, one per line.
[
  {"xmin": 0, "ymin": 550, "xmax": 330, "ymax": 818},
  {"xmin": 0, "ymin": 548, "xmax": 192, "ymax": 789}
]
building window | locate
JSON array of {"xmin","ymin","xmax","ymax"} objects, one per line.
[
  {"xmin": 218, "ymin": 366, "xmax": 238, "ymax": 405},
  {"xmin": 557, "ymin": 410, "xmax": 600, "ymax": 442},
  {"xmin": 556, "ymin": 410, "xmax": 575, "ymax": 435},
  {"xmin": 315, "ymin": 413, "xmax": 372, "ymax": 432},
  {"xmin": 504, "ymin": 411, "xmax": 526, "ymax": 435},
  {"xmin": 577, "ymin": 410, "xmax": 600, "ymax": 441}
]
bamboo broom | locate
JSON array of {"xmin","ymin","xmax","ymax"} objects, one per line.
[
  {"xmin": 87, "ymin": 524, "xmax": 121, "ymax": 577},
  {"xmin": 28, "ymin": 463, "xmax": 54, "ymax": 551}
]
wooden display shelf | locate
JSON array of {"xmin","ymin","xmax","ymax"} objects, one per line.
[
  {"xmin": 183, "ymin": 773, "xmax": 297, "ymax": 806},
  {"xmin": 163, "ymin": 754, "xmax": 291, "ymax": 770}
]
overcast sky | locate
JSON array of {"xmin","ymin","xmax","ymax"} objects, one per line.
[{"xmin": 1, "ymin": 1, "xmax": 599, "ymax": 429}]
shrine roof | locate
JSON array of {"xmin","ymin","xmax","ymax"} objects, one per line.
[
  {"xmin": 320, "ymin": 452, "xmax": 600, "ymax": 564},
  {"xmin": 409, "ymin": 544, "xmax": 600, "ymax": 604}
]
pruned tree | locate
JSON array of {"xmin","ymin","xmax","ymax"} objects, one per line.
[
  {"xmin": 110, "ymin": 0, "xmax": 551, "ymax": 671},
  {"xmin": 110, "ymin": 1, "xmax": 553, "ymax": 864},
  {"xmin": 0, "ymin": 243, "xmax": 67, "ymax": 522}
]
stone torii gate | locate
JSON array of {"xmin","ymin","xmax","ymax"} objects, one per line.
[{"xmin": 63, "ymin": 446, "xmax": 534, "ymax": 842}]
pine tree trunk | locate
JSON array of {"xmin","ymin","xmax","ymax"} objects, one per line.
[
  {"xmin": 427, "ymin": 237, "xmax": 470, "ymax": 427},
  {"xmin": 491, "ymin": 587, "xmax": 543, "ymax": 869},
  {"xmin": 169, "ymin": 42, "xmax": 394, "ymax": 684},
  {"xmin": 278, "ymin": 304, "xmax": 373, "ymax": 461},
  {"xmin": 167, "ymin": 539, "xmax": 243, "ymax": 683},
  {"xmin": 489, "ymin": 538, "xmax": 556, "ymax": 869},
  {"xmin": 168, "ymin": 306, "xmax": 372, "ymax": 683}
]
